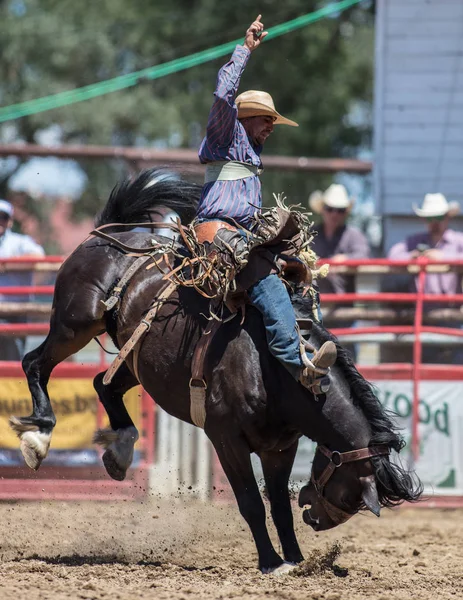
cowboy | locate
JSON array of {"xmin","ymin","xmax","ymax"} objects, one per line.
[
  {"xmin": 388, "ymin": 193, "xmax": 463, "ymax": 295},
  {"xmin": 196, "ymin": 15, "xmax": 337, "ymax": 394}
]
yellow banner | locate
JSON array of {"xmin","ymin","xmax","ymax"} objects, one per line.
[{"xmin": 0, "ymin": 378, "xmax": 142, "ymax": 450}]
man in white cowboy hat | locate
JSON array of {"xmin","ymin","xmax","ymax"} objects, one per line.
[
  {"xmin": 310, "ymin": 184, "xmax": 369, "ymax": 295},
  {"xmin": 0, "ymin": 199, "xmax": 45, "ymax": 360},
  {"xmin": 196, "ymin": 15, "xmax": 337, "ymax": 394},
  {"xmin": 388, "ymin": 193, "xmax": 463, "ymax": 296},
  {"xmin": 386, "ymin": 193, "xmax": 463, "ymax": 365}
]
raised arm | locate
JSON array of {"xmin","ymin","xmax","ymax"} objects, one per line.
[{"xmin": 205, "ymin": 15, "xmax": 268, "ymax": 148}]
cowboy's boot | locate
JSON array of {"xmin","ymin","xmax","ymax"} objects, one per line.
[{"xmin": 299, "ymin": 341, "xmax": 337, "ymax": 395}]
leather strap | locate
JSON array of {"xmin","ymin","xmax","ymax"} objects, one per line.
[
  {"xmin": 89, "ymin": 221, "xmax": 182, "ymax": 255},
  {"xmin": 101, "ymin": 254, "xmax": 154, "ymax": 311},
  {"xmin": 311, "ymin": 444, "xmax": 390, "ymax": 525},
  {"xmin": 103, "ymin": 281, "xmax": 178, "ymax": 385},
  {"xmin": 191, "ymin": 319, "xmax": 221, "ymax": 382},
  {"xmin": 189, "ymin": 319, "xmax": 221, "ymax": 428}
]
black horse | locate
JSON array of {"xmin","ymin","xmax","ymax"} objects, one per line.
[{"xmin": 10, "ymin": 169, "xmax": 422, "ymax": 574}]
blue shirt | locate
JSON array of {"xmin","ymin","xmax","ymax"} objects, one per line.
[
  {"xmin": 0, "ymin": 230, "xmax": 45, "ymax": 302},
  {"xmin": 197, "ymin": 45, "xmax": 263, "ymax": 230}
]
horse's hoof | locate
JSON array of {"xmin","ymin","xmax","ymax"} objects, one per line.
[
  {"xmin": 102, "ymin": 449, "xmax": 127, "ymax": 481},
  {"xmin": 262, "ymin": 562, "xmax": 297, "ymax": 576},
  {"xmin": 9, "ymin": 417, "xmax": 51, "ymax": 470}
]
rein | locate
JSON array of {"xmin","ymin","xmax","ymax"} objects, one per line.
[
  {"xmin": 89, "ymin": 222, "xmax": 181, "ymax": 254},
  {"xmin": 310, "ymin": 444, "xmax": 390, "ymax": 525}
]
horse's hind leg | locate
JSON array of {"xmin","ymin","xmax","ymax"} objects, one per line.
[
  {"xmin": 10, "ymin": 317, "xmax": 104, "ymax": 470},
  {"xmin": 260, "ymin": 441, "xmax": 304, "ymax": 565},
  {"xmin": 93, "ymin": 363, "xmax": 139, "ymax": 481}
]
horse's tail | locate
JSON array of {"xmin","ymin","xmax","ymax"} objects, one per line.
[{"xmin": 95, "ymin": 167, "xmax": 201, "ymax": 227}]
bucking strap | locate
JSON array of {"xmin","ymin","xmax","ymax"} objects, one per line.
[{"xmin": 103, "ymin": 281, "xmax": 178, "ymax": 385}]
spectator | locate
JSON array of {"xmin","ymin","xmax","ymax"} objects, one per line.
[
  {"xmin": 309, "ymin": 184, "xmax": 370, "ymax": 361},
  {"xmin": 310, "ymin": 184, "xmax": 370, "ymax": 294},
  {"xmin": 0, "ymin": 199, "xmax": 45, "ymax": 360},
  {"xmin": 388, "ymin": 193, "xmax": 463, "ymax": 295},
  {"xmin": 387, "ymin": 193, "xmax": 463, "ymax": 364}
]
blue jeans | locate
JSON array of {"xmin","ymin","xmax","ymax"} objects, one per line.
[{"xmin": 248, "ymin": 274, "xmax": 304, "ymax": 380}]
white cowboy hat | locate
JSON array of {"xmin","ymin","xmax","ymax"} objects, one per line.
[
  {"xmin": 308, "ymin": 184, "xmax": 354, "ymax": 214},
  {"xmin": 0, "ymin": 199, "xmax": 13, "ymax": 218},
  {"xmin": 412, "ymin": 193, "xmax": 460, "ymax": 218},
  {"xmin": 235, "ymin": 90, "xmax": 298, "ymax": 127}
]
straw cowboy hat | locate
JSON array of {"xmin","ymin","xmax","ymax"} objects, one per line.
[
  {"xmin": 413, "ymin": 193, "xmax": 460, "ymax": 218},
  {"xmin": 235, "ymin": 90, "xmax": 298, "ymax": 127},
  {"xmin": 308, "ymin": 184, "xmax": 354, "ymax": 214}
]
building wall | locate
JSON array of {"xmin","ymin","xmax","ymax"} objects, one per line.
[{"xmin": 374, "ymin": 0, "xmax": 463, "ymax": 251}]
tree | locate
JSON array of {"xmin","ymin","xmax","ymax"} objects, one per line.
[{"xmin": 0, "ymin": 0, "xmax": 374, "ymax": 224}]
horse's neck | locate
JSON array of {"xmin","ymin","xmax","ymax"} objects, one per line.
[{"xmin": 290, "ymin": 326, "xmax": 372, "ymax": 449}]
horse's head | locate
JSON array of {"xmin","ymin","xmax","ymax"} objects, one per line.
[{"xmin": 298, "ymin": 444, "xmax": 388, "ymax": 531}]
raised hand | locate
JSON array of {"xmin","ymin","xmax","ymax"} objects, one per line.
[{"xmin": 244, "ymin": 15, "xmax": 268, "ymax": 52}]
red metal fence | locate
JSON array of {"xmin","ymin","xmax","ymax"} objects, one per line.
[
  {"xmin": 0, "ymin": 255, "xmax": 462, "ymax": 500},
  {"xmin": 322, "ymin": 258, "xmax": 463, "ymax": 463}
]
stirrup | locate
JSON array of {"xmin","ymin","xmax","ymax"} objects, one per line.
[
  {"xmin": 300, "ymin": 340, "xmax": 337, "ymax": 375},
  {"xmin": 299, "ymin": 371, "xmax": 331, "ymax": 396}
]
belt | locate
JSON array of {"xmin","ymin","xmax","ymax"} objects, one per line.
[{"xmin": 204, "ymin": 161, "xmax": 262, "ymax": 184}]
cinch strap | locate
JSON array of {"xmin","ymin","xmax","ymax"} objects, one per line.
[{"xmin": 204, "ymin": 160, "xmax": 262, "ymax": 184}]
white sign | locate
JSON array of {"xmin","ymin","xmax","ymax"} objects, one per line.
[{"xmin": 270, "ymin": 381, "xmax": 463, "ymax": 495}]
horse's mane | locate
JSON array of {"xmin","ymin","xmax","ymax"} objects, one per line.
[
  {"xmin": 311, "ymin": 321, "xmax": 401, "ymax": 448},
  {"xmin": 95, "ymin": 167, "xmax": 201, "ymax": 227},
  {"xmin": 309, "ymin": 321, "xmax": 422, "ymax": 506}
]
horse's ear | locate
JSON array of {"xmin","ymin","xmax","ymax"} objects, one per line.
[{"xmin": 360, "ymin": 475, "xmax": 381, "ymax": 517}]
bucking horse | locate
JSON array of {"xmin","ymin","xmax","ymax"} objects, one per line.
[{"xmin": 10, "ymin": 168, "xmax": 422, "ymax": 574}]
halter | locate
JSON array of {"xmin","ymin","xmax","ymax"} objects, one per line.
[{"xmin": 310, "ymin": 444, "xmax": 390, "ymax": 525}]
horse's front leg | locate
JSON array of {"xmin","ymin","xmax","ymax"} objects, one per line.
[
  {"xmin": 208, "ymin": 430, "xmax": 287, "ymax": 574},
  {"xmin": 260, "ymin": 441, "xmax": 304, "ymax": 565},
  {"xmin": 93, "ymin": 362, "xmax": 139, "ymax": 481}
]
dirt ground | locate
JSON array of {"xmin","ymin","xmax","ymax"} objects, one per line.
[{"xmin": 0, "ymin": 497, "xmax": 462, "ymax": 600}]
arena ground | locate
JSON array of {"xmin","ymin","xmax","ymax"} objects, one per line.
[{"xmin": 0, "ymin": 497, "xmax": 461, "ymax": 600}]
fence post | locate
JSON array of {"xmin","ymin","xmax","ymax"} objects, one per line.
[{"xmin": 412, "ymin": 260, "xmax": 426, "ymax": 463}]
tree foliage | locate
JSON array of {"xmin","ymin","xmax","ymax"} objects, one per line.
[{"xmin": 0, "ymin": 0, "xmax": 374, "ymax": 219}]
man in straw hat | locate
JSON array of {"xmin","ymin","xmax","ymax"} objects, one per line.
[
  {"xmin": 309, "ymin": 184, "xmax": 369, "ymax": 360},
  {"xmin": 196, "ymin": 15, "xmax": 337, "ymax": 394},
  {"xmin": 310, "ymin": 184, "xmax": 369, "ymax": 294}
]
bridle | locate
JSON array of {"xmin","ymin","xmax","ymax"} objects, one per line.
[{"xmin": 310, "ymin": 444, "xmax": 390, "ymax": 525}]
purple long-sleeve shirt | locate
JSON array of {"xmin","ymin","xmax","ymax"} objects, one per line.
[
  {"xmin": 196, "ymin": 45, "xmax": 263, "ymax": 230},
  {"xmin": 388, "ymin": 229, "xmax": 463, "ymax": 295}
]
